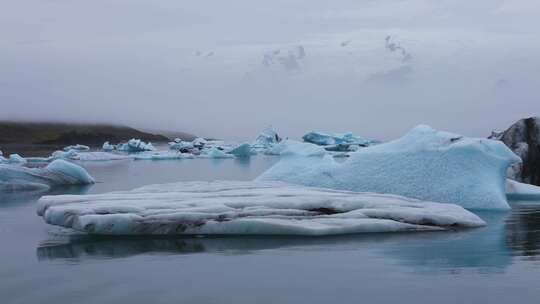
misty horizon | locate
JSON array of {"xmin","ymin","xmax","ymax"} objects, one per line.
[{"xmin": 2, "ymin": 0, "xmax": 539, "ymax": 141}]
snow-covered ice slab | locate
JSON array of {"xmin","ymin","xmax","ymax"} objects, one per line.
[
  {"xmin": 37, "ymin": 181, "xmax": 485, "ymax": 236},
  {"xmin": 258, "ymin": 125, "xmax": 520, "ymax": 210},
  {"xmin": 0, "ymin": 159, "xmax": 95, "ymax": 192},
  {"xmin": 303, "ymin": 131, "xmax": 373, "ymax": 146},
  {"xmin": 506, "ymin": 179, "xmax": 540, "ymax": 200}
]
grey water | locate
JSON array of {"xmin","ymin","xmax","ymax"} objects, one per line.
[{"xmin": 1, "ymin": 157, "xmax": 540, "ymax": 304}]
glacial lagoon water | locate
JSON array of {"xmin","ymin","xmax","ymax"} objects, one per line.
[{"xmin": 1, "ymin": 156, "xmax": 540, "ymax": 303}]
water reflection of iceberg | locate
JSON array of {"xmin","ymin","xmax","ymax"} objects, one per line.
[
  {"xmin": 505, "ymin": 202, "xmax": 540, "ymax": 260},
  {"xmin": 37, "ymin": 212, "xmax": 513, "ymax": 273}
]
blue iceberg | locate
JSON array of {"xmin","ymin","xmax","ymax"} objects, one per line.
[{"xmin": 258, "ymin": 125, "xmax": 520, "ymax": 210}]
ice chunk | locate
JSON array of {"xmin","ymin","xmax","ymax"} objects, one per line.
[
  {"xmin": 102, "ymin": 142, "xmax": 116, "ymax": 151},
  {"xmin": 192, "ymin": 137, "xmax": 207, "ymax": 148},
  {"xmin": 264, "ymin": 140, "xmax": 327, "ymax": 157},
  {"xmin": 303, "ymin": 131, "xmax": 373, "ymax": 146},
  {"xmin": 4, "ymin": 154, "xmax": 27, "ymax": 165},
  {"xmin": 168, "ymin": 140, "xmax": 194, "ymax": 151},
  {"xmin": 0, "ymin": 159, "xmax": 94, "ymax": 192},
  {"xmin": 201, "ymin": 147, "xmax": 234, "ymax": 159},
  {"xmin": 36, "ymin": 180, "xmax": 484, "ymax": 235},
  {"xmin": 63, "ymin": 144, "xmax": 90, "ymax": 152},
  {"xmin": 134, "ymin": 151, "xmax": 193, "ymax": 160},
  {"xmin": 258, "ymin": 125, "xmax": 520, "ymax": 210},
  {"xmin": 74, "ymin": 152, "xmax": 131, "ymax": 161},
  {"xmin": 117, "ymin": 139, "xmax": 155, "ymax": 152},
  {"xmin": 506, "ymin": 179, "xmax": 540, "ymax": 200},
  {"xmin": 228, "ymin": 143, "xmax": 256, "ymax": 157},
  {"xmin": 253, "ymin": 126, "xmax": 282, "ymax": 148}
]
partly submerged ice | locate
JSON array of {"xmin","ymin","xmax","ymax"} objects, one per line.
[
  {"xmin": 64, "ymin": 144, "xmax": 90, "ymax": 152},
  {"xmin": 228, "ymin": 143, "xmax": 255, "ymax": 157},
  {"xmin": 253, "ymin": 126, "xmax": 282, "ymax": 149},
  {"xmin": 0, "ymin": 159, "xmax": 94, "ymax": 192},
  {"xmin": 117, "ymin": 139, "xmax": 155, "ymax": 152},
  {"xmin": 258, "ymin": 125, "xmax": 520, "ymax": 210},
  {"xmin": 36, "ymin": 180, "xmax": 484, "ymax": 236}
]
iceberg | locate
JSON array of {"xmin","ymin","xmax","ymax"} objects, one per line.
[
  {"xmin": 192, "ymin": 137, "xmax": 207, "ymax": 148},
  {"xmin": 506, "ymin": 179, "xmax": 540, "ymax": 200},
  {"xmin": 258, "ymin": 125, "xmax": 520, "ymax": 210},
  {"xmin": 134, "ymin": 151, "xmax": 193, "ymax": 160},
  {"xmin": 117, "ymin": 139, "xmax": 155, "ymax": 152},
  {"xmin": 102, "ymin": 142, "xmax": 116, "ymax": 151},
  {"xmin": 253, "ymin": 126, "xmax": 282, "ymax": 148},
  {"xmin": 63, "ymin": 144, "xmax": 90, "ymax": 152},
  {"xmin": 0, "ymin": 154, "xmax": 28, "ymax": 165},
  {"xmin": 201, "ymin": 147, "xmax": 234, "ymax": 159},
  {"xmin": 0, "ymin": 159, "xmax": 95, "ymax": 192},
  {"xmin": 302, "ymin": 131, "xmax": 373, "ymax": 146},
  {"xmin": 168, "ymin": 139, "xmax": 195, "ymax": 151},
  {"xmin": 228, "ymin": 143, "xmax": 256, "ymax": 157},
  {"xmin": 74, "ymin": 152, "xmax": 131, "ymax": 161},
  {"xmin": 36, "ymin": 180, "xmax": 484, "ymax": 235},
  {"xmin": 264, "ymin": 140, "xmax": 327, "ymax": 157}
]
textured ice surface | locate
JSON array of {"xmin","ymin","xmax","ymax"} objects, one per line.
[
  {"xmin": 0, "ymin": 154, "xmax": 27, "ymax": 165},
  {"xmin": 117, "ymin": 139, "xmax": 155, "ymax": 152},
  {"xmin": 0, "ymin": 159, "xmax": 94, "ymax": 192},
  {"xmin": 64, "ymin": 144, "xmax": 90, "ymax": 152},
  {"xmin": 36, "ymin": 180, "xmax": 484, "ymax": 235},
  {"xmin": 259, "ymin": 125, "xmax": 520, "ymax": 210},
  {"xmin": 303, "ymin": 131, "xmax": 373, "ymax": 146},
  {"xmin": 506, "ymin": 179, "xmax": 540, "ymax": 200},
  {"xmin": 168, "ymin": 140, "xmax": 194, "ymax": 151}
]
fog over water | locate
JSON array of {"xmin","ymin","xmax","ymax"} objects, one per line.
[{"xmin": 1, "ymin": 0, "xmax": 539, "ymax": 140}]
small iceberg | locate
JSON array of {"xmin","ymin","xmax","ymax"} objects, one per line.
[
  {"xmin": 200, "ymin": 147, "xmax": 234, "ymax": 159},
  {"xmin": 264, "ymin": 140, "xmax": 327, "ymax": 157},
  {"xmin": 0, "ymin": 153, "xmax": 27, "ymax": 165},
  {"xmin": 0, "ymin": 159, "xmax": 95, "ymax": 192},
  {"xmin": 36, "ymin": 181, "xmax": 485, "ymax": 236},
  {"xmin": 168, "ymin": 139, "xmax": 195, "ymax": 151},
  {"xmin": 506, "ymin": 179, "xmax": 540, "ymax": 200},
  {"xmin": 102, "ymin": 142, "xmax": 116, "ymax": 151},
  {"xmin": 302, "ymin": 131, "xmax": 374, "ymax": 146},
  {"xmin": 228, "ymin": 143, "xmax": 256, "ymax": 157},
  {"xmin": 253, "ymin": 126, "xmax": 282, "ymax": 149},
  {"xmin": 63, "ymin": 144, "xmax": 90, "ymax": 152},
  {"xmin": 117, "ymin": 139, "xmax": 155, "ymax": 152},
  {"xmin": 258, "ymin": 125, "xmax": 520, "ymax": 210}
]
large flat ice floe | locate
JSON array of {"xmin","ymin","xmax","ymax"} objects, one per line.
[
  {"xmin": 0, "ymin": 159, "xmax": 95, "ymax": 192},
  {"xmin": 258, "ymin": 125, "xmax": 521, "ymax": 210},
  {"xmin": 37, "ymin": 181, "xmax": 485, "ymax": 236}
]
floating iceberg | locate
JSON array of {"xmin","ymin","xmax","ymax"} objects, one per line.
[
  {"xmin": 192, "ymin": 137, "xmax": 207, "ymax": 148},
  {"xmin": 201, "ymin": 147, "xmax": 234, "ymax": 159},
  {"xmin": 506, "ymin": 179, "xmax": 540, "ymax": 200},
  {"xmin": 117, "ymin": 139, "xmax": 155, "ymax": 152},
  {"xmin": 168, "ymin": 140, "xmax": 194, "ymax": 151},
  {"xmin": 74, "ymin": 152, "xmax": 131, "ymax": 161},
  {"xmin": 228, "ymin": 143, "xmax": 256, "ymax": 157},
  {"xmin": 0, "ymin": 159, "xmax": 95, "ymax": 192},
  {"xmin": 253, "ymin": 126, "xmax": 282, "ymax": 148},
  {"xmin": 258, "ymin": 125, "xmax": 520, "ymax": 210},
  {"xmin": 64, "ymin": 144, "xmax": 90, "ymax": 152},
  {"xmin": 302, "ymin": 131, "xmax": 373, "ymax": 146},
  {"xmin": 102, "ymin": 142, "xmax": 116, "ymax": 151},
  {"xmin": 264, "ymin": 140, "xmax": 327, "ymax": 157},
  {"xmin": 36, "ymin": 181, "xmax": 484, "ymax": 235},
  {"xmin": 134, "ymin": 151, "xmax": 193, "ymax": 160},
  {"xmin": 0, "ymin": 154, "xmax": 27, "ymax": 165}
]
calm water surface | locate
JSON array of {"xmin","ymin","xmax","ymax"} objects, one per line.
[{"xmin": 1, "ymin": 156, "xmax": 540, "ymax": 303}]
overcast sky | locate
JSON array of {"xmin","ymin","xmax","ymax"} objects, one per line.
[{"xmin": 1, "ymin": 0, "xmax": 539, "ymax": 140}]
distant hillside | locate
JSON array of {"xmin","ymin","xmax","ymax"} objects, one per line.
[{"xmin": 0, "ymin": 122, "xmax": 174, "ymax": 145}]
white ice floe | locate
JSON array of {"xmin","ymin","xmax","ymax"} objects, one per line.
[
  {"xmin": 303, "ymin": 131, "xmax": 373, "ymax": 146},
  {"xmin": 0, "ymin": 159, "xmax": 94, "ymax": 192},
  {"xmin": 117, "ymin": 139, "xmax": 155, "ymax": 152},
  {"xmin": 36, "ymin": 180, "xmax": 485, "ymax": 235},
  {"xmin": 192, "ymin": 137, "xmax": 207, "ymax": 148},
  {"xmin": 134, "ymin": 151, "xmax": 194, "ymax": 160},
  {"xmin": 258, "ymin": 125, "xmax": 520, "ymax": 210},
  {"xmin": 506, "ymin": 179, "xmax": 540, "ymax": 200},
  {"xmin": 51, "ymin": 150, "xmax": 130, "ymax": 162},
  {"xmin": 63, "ymin": 144, "xmax": 90, "ymax": 152},
  {"xmin": 168, "ymin": 140, "xmax": 194, "ymax": 151}
]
